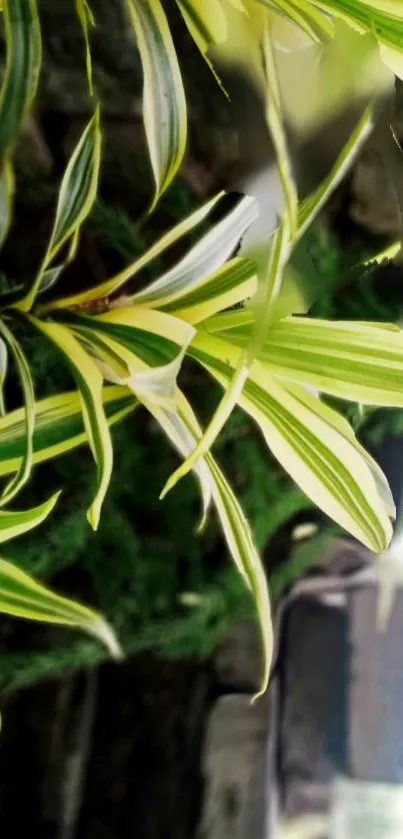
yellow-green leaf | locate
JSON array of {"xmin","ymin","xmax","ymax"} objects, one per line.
[
  {"xmin": 27, "ymin": 316, "xmax": 113, "ymax": 530},
  {"xmin": 42, "ymin": 191, "xmax": 225, "ymax": 312},
  {"xmin": 0, "ymin": 318, "xmax": 34, "ymax": 506},
  {"xmin": 0, "ymin": 556, "xmax": 121, "ymax": 657},
  {"xmin": 190, "ymin": 330, "xmax": 393, "ymax": 552},
  {"xmin": 0, "ymin": 491, "xmax": 60, "ymax": 544},
  {"xmin": 0, "ymin": 386, "xmax": 136, "ymax": 477},
  {"xmin": 125, "ymin": 0, "xmax": 187, "ymax": 209},
  {"xmin": 0, "ymin": 160, "xmax": 14, "ymax": 250}
]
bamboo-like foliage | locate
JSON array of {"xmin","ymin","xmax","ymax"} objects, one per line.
[{"xmin": 0, "ymin": 0, "xmax": 401, "ymax": 695}]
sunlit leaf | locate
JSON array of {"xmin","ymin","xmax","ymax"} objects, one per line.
[
  {"xmin": 42, "ymin": 192, "xmax": 225, "ymax": 312},
  {"xmin": 163, "ymin": 257, "xmax": 257, "ymax": 324},
  {"xmin": 189, "ymin": 330, "xmax": 393, "ymax": 552},
  {"xmin": 125, "ymin": 0, "xmax": 187, "ymax": 209},
  {"xmin": 130, "ymin": 195, "xmax": 258, "ymax": 307},
  {"xmin": 0, "ymin": 386, "xmax": 136, "ymax": 477}
]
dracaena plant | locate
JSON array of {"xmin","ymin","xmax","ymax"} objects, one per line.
[
  {"xmin": 1, "ymin": 0, "xmax": 403, "ymax": 697},
  {"xmin": 113, "ymin": 0, "xmax": 403, "ymax": 206}
]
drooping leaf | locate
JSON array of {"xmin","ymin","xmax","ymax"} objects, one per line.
[
  {"xmin": 58, "ymin": 305, "xmax": 195, "ymax": 406},
  {"xmin": 125, "ymin": 0, "xmax": 187, "ymax": 209},
  {"xmin": 0, "ymin": 318, "xmax": 34, "ymax": 506},
  {"xmin": 0, "ymin": 386, "xmax": 136, "ymax": 477},
  {"xmin": 0, "ymin": 491, "xmax": 60, "ymax": 544},
  {"xmin": 0, "ymin": 556, "xmax": 121, "ymax": 657},
  {"xmin": 27, "ymin": 316, "xmax": 113, "ymax": 530},
  {"xmin": 175, "ymin": 391, "xmax": 272, "ymax": 698},
  {"xmin": 190, "ymin": 330, "xmax": 393, "ymax": 552},
  {"xmin": 0, "ymin": 0, "xmax": 42, "ymax": 158}
]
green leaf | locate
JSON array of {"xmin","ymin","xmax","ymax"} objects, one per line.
[
  {"xmin": 75, "ymin": 0, "xmax": 95, "ymax": 96},
  {"xmin": 58, "ymin": 305, "xmax": 195, "ymax": 406},
  {"xmin": 18, "ymin": 109, "xmax": 102, "ymax": 311},
  {"xmin": 42, "ymin": 191, "xmax": 225, "ymax": 312},
  {"xmin": 190, "ymin": 330, "xmax": 393, "ymax": 552},
  {"xmin": 0, "ymin": 318, "xmax": 34, "ymax": 506},
  {"xmin": 131, "ymin": 195, "xmax": 258, "ymax": 308},
  {"xmin": 0, "ymin": 491, "xmax": 60, "ymax": 544},
  {"xmin": 0, "ymin": 0, "xmax": 42, "ymax": 158},
  {"xmin": 175, "ymin": 392, "xmax": 272, "ymax": 698},
  {"xmin": 27, "ymin": 316, "xmax": 113, "ymax": 530},
  {"xmin": 0, "ymin": 386, "xmax": 136, "ymax": 477},
  {"xmin": 125, "ymin": 0, "xmax": 187, "ymax": 210},
  {"xmin": 0, "ymin": 160, "xmax": 14, "ymax": 250},
  {"xmin": 258, "ymin": 317, "xmax": 403, "ymax": 406},
  {"xmin": 162, "ymin": 257, "xmax": 257, "ymax": 324},
  {"xmin": 0, "ymin": 556, "xmax": 121, "ymax": 657}
]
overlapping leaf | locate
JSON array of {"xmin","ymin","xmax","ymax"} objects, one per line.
[
  {"xmin": 0, "ymin": 386, "xmax": 136, "ymax": 477},
  {"xmin": 189, "ymin": 330, "xmax": 393, "ymax": 552},
  {"xmin": 27, "ymin": 317, "xmax": 113, "ymax": 530},
  {"xmin": 0, "ymin": 318, "xmax": 34, "ymax": 506}
]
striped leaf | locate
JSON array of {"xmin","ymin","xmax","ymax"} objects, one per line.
[
  {"xmin": 175, "ymin": 391, "xmax": 272, "ymax": 698},
  {"xmin": 18, "ymin": 110, "xmax": 101, "ymax": 311},
  {"xmin": 262, "ymin": 0, "xmax": 333, "ymax": 45},
  {"xmin": 0, "ymin": 491, "xmax": 60, "ymax": 544},
  {"xmin": 27, "ymin": 317, "xmax": 113, "ymax": 530},
  {"xmin": 0, "ymin": 386, "xmax": 136, "ymax": 478},
  {"xmin": 58, "ymin": 306, "xmax": 195, "ymax": 406},
  {"xmin": 42, "ymin": 192, "xmax": 224, "ymax": 312},
  {"xmin": 75, "ymin": 0, "xmax": 95, "ymax": 95},
  {"xmin": 161, "ymin": 218, "xmax": 290, "ymax": 500},
  {"xmin": 0, "ymin": 318, "xmax": 34, "ymax": 506},
  {"xmin": 163, "ymin": 257, "xmax": 257, "ymax": 324},
  {"xmin": 258, "ymin": 317, "xmax": 403, "ymax": 406},
  {"xmin": 130, "ymin": 195, "xmax": 258, "ymax": 308},
  {"xmin": 190, "ymin": 330, "xmax": 393, "ymax": 552},
  {"xmin": 311, "ymin": 0, "xmax": 403, "ymax": 80},
  {"xmin": 125, "ymin": 0, "xmax": 187, "ymax": 210},
  {"xmin": 0, "ymin": 555, "xmax": 121, "ymax": 657},
  {"xmin": 0, "ymin": 0, "xmax": 42, "ymax": 158}
]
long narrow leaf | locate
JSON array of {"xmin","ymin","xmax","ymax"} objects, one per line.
[
  {"xmin": 0, "ymin": 160, "xmax": 14, "ymax": 250},
  {"xmin": 27, "ymin": 316, "xmax": 113, "ymax": 530},
  {"xmin": 0, "ymin": 556, "xmax": 121, "ymax": 657},
  {"xmin": 75, "ymin": 0, "xmax": 95, "ymax": 95},
  {"xmin": 163, "ymin": 257, "xmax": 257, "ymax": 324},
  {"xmin": 0, "ymin": 491, "xmax": 60, "ymax": 544},
  {"xmin": 0, "ymin": 0, "xmax": 42, "ymax": 158},
  {"xmin": 126, "ymin": 0, "xmax": 187, "ymax": 209},
  {"xmin": 176, "ymin": 391, "xmax": 272, "ymax": 698},
  {"xmin": 42, "ymin": 191, "xmax": 225, "ymax": 312},
  {"xmin": 190, "ymin": 330, "xmax": 393, "ymax": 552},
  {"xmin": 0, "ymin": 386, "xmax": 136, "ymax": 477},
  {"xmin": 130, "ymin": 195, "xmax": 258, "ymax": 307},
  {"xmin": 0, "ymin": 318, "xmax": 34, "ymax": 506},
  {"xmin": 18, "ymin": 110, "xmax": 101, "ymax": 311}
]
